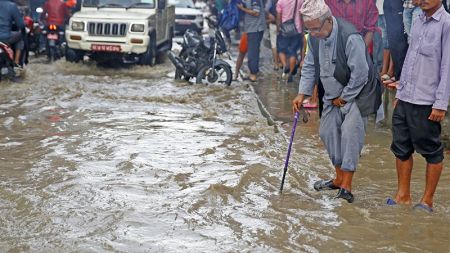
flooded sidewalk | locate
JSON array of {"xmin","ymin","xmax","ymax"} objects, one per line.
[{"xmin": 241, "ymin": 43, "xmax": 450, "ymax": 252}]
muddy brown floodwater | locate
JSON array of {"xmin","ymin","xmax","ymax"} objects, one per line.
[{"xmin": 0, "ymin": 59, "xmax": 449, "ymax": 252}]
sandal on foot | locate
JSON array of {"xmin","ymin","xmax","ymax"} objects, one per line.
[
  {"xmin": 335, "ymin": 188, "xmax": 354, "ymax": 203},
  {"xmin": 386, "ymin": 198, "xmax": 397, "ymax": 206},
  {"xmin": 249, "ymin": 74, "xmax": 257, "ymax": 82},
  {"xmin": 313, "ymin": 179, "xmax": 340, "ymax": 191},
  {"xmin": 413, "ymin": 203, "xmax": 433, "ymax": 213}
]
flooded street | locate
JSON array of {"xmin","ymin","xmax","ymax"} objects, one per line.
[{"xmin": 0, "ymin": 58, "xmax": 449, "ymax": 252}]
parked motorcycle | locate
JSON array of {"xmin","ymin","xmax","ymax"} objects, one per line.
[
  {"xmin": 167, "ymin": 16, "xmax": 232, "ymax": 86},
  {"xmin": 0, "ymin": 42, "xmax": 16, "ymax": 81},
  {"xmin": 42, "ymin": 24, "xmax": 65, "ymax": 62}
]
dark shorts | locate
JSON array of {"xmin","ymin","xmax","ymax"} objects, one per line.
[
  {"xmin": 277, "ymin": 33, "xmax": 302, "ymax": 58},
  {"xmin": 390, "ymin": 100, "xmax": 444, "ymax": 164}
]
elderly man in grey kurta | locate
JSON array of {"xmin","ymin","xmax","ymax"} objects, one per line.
[{"xmin": 292, "ymin": 0, "xmax": 369, "ymax": 203}]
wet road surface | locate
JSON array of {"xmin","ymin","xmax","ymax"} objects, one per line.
[{"xmin": 0, "ymin": 57, "xmax": 449, "ymax": 252}]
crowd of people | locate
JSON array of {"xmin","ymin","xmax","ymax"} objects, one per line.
[{"xmin": 217, "ymin": 0, "xmax": 449, "ymax": 212}]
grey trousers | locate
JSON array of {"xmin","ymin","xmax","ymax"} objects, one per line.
[{"xmin": 319, "ymin": 102, "xmax": 367, "ymax": 172}]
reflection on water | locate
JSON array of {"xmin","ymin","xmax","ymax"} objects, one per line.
[{"xmin": 0, "ymin": 60, "xmax": 449, "ymax": 252}]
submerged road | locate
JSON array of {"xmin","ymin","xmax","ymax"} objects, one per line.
[{"xmin": 0, "ymin": 52, "xmax": 449, "ymax": 252}]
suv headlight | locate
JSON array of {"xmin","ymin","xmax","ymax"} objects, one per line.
[
  {"xmin": 71, "ymin": 21, "xmax": 84, "ymax": 31},
  {"xmin": 131, "ymin": 24, "xmax": 145, "ymax": 33}
]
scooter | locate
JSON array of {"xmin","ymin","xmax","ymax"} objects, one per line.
[
  {"xmin": 42, "ymin": 24, "xmax": 65, "ymax": 62},
  {"xmin": 0, "ymin": 42, "xmax": 16, "ymax": 81}
]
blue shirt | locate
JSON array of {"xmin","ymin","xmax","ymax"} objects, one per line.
[
  {"xmin": 299, "ymin": 17, "xmax": 369, "ymax": 104},
  {"xmin": 397, "ymin": 5, "xmax": 450, "ymax": 111},
  {"xmin": 0, "ymin": 0, "xmax": 24, "ymax": 41}
]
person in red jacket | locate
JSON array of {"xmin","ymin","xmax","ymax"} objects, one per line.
[{"xmin": 41, "ymin": 0, "xmax": 70, "ymax": 27}]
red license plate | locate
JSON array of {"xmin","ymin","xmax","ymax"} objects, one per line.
[
  {"xmin": 91, "ymin": 44, "xmax": 122, "ymax": 52},
  {"xmin": 47, "ymin": 33, "xmax": 58, "ymax": 40}
]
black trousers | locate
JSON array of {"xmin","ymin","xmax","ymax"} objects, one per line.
[{"xmin": 391, "ymin": 100, "xmax": 444, "ymax": 164}]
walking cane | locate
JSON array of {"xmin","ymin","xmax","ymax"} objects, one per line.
[{"xmin": 279, "ymin": 111, "xmax": 300, "ymax": 194}]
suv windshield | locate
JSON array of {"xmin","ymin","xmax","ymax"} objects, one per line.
[
  {"xmin": 168, "ymin": 0, "xmax": 194, "ymax": 8},
  {"xmin": 83, "ymin": 0, "xmax": 155, "ymax": 8}
]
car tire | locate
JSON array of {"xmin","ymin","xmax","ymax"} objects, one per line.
[
  {"xmin": 168, "ymin": 27, "xmax": 174, "ymax": 51},
  {"xmin": 140, "ymin": 32, "xmax": 157, "ymax": 66},
  {"xmin": 65, "ymin": 48, "xmax": 83, "ymax": 63}
]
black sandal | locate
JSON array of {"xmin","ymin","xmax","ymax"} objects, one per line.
[
  {"xmin": 335, "ymin": 188, "xmax": 354, "ymax": 203},
  {"xmin": 313, "ymin": 179, "xmax": 340, "ymax": 191}
]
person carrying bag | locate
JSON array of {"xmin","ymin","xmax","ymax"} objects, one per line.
[{"xmin": 280, "ymin": 0, "xmax": 299, "ymax": 37}]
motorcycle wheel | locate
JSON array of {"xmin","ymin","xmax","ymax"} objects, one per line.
[
  {"xmin": 174, "ymin": 49, "xmax": 187, "ymax": 80},
  {"xmin": 175, "ymin": 69, "xmax": 192, "ymax": 82},
  {"xmin": 48, "ymin": 47, "xmax": 56, "ymax": 62},
  {"xmin": 196, "ymin": 63, "xmax": 232, "ymax": 86}
]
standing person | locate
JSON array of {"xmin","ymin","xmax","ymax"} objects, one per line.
[
  {"xmin": 41, "ymin": 0, "xmax": 70, "ymax": 29},
  {"xmin": 237, "ymin": 0, "xmax": 266, "ymax": 82},
  {"xmin": 0, "ymin": 0, "xmax": 24, "ymax": 67},
  {"xmin": 384, "ymin": 0, "xmax": 409, "ymax": 81},
  {"xmin": 214, "ymin": 0, "xmax": 226, "ymax": 17},
  {"xmin": 276, "ymin": 0, "xmax": 304, "ymax": 83},
  {"xmin": 325, "ymin": 0, "xmax": 379, "ymax": 47},
  {"xmin": 292, "ymin": 0, "xmax": 371, "ymax": 203},
  {"xmin": 375, "ymin": 0, "xmax": 394, "ymax": 79},
  {"xmin": 265, "ymin": 0, "xmax": 280, "ymax": 70},
  {"xmin": 377, "ymin": 0, "xmax": 395, "ymax": 81},
  {"xmin": 403, "ymin": 0, "xmax": 422, "ymax": 43},
  {"xmin": 312, "ymin": 0, "xmax": 377, "ymax": 117},
  {"xmin": 233, "ymin": 32, "xmax": 248, "ymax": 81},
  {"xmin": 384, "ymin": 0, "xmax": 450, "ymax": 213}
]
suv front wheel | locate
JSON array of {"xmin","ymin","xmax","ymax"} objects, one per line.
[
  {"xmin": 139, "ymin": 33, "xmax": 157, "ymax": 66},
  {"xmin": 65, "ymin": 48, "xmax": 84, "ymax": 63}
]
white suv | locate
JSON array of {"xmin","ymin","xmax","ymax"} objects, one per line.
[
  {"xmin": 65, "ymin": 0, "xmax": 175, "ymax": 66},
  {"xmin": 168, "ymin": 0, "xmax": 204, "ymax": 34}
]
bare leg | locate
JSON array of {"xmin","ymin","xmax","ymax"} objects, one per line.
[
  {"xmin": 310, "ymin": 85, "xmax": 318, "ymax": 104},
  {"xmin": 332, "ymin": 166, "xmax": 343, "ymax": 187},
  {"xmin": 394, "ymin": 157, "xmax": 413, "ymax": 204},
  {"xmin": 340, "ymin": 170, "xmax": 354, "ymax": 192},
  {"xmin": 14, "ymin": 49, "xmax": 21, "ymax": 65},
  {"xmin": 279, "ymin": 52, "xmax": 287, "ymax": 70},
  {"xmin": 381, "ymin": 49, "xmax": 390, "ymax": 75},
  {"xmin": 234, "ymin": 52, "xmax": 246, "ymax": 79},
  {"xmin": 387, "ymin": 56, "xmax": 395, "ymax": 79},
  {"xmin": 420, "ymin": 162, "xmax": 443, "ymax": 207},
  {"xmin": 288, "ymin": 56, "xmax": 296, "ymax": 75},
  {"xmin": 272, "ymin": 48, "xmax": 279, "ymax": 69}
]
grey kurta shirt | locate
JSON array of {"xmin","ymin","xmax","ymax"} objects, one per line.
[{"xmin": 299, "ymin": 17, "xmax": 369, "ymax": 104}]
